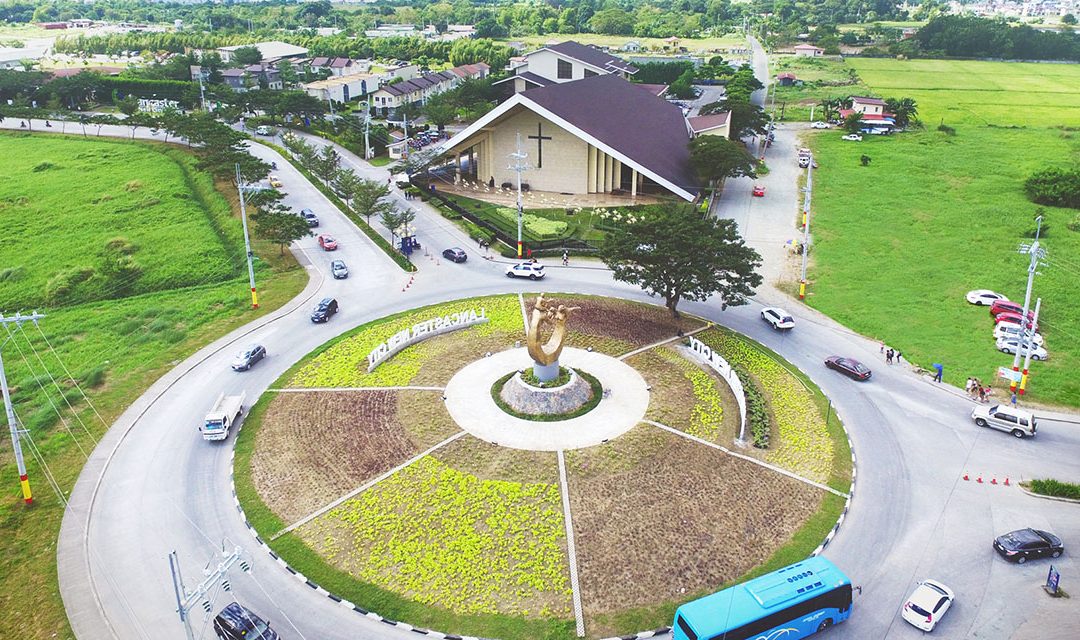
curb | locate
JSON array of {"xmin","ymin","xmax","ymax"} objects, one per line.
[
  {"xmin": 1017, "ymin": 483, "xmax": 1080, "ymax": 505},
  {"xmin": 599, "ymin": 629, "xmax": 672, "ymax": 640},
  {"xmin": 812, "ymin": 405, "xmax": 857, "ymax": 557}
]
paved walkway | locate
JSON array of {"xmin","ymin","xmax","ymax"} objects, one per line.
[{"xmin": 443, "ymin": 347, "xmax": 649, "ymax": 451}]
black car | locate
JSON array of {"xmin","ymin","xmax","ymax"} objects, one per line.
[
  {"xmin": 994, "ymin": 528, "xmax": 1064, "ymax": 564},
  {"xmin": 300, "ymin": 208, "xmax": 319, "ymax": 227},
  {"xmin": 330, "ymin": 259, "xmax": 349, "ymax": 279},
  {"xmin": 442, "ymin": 247, "xmax": 467, "ymax": 263},
  {"xmin": 231, "ymin": 344, "xmax": 266, "ymax": 371},
  {"xmin": 310, "ymin": 297, "xmax": 339, "ymax": 323},
  {"xmin": 824, "ymin": 356, "xmax": 872, "ymax": 381},
  {"xmin": 213, "ymin": 602, "xmax": 279, "ymax": 640}
]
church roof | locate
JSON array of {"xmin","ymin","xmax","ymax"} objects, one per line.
[
  {"xmin": 438, "ymin": 74, "xmax": 697, "ymax": 201},
  {"xmin": 491, "ymin": 71, "xmax": 554, "ymax": 88},
  {"xmin": 541, "ymin": 41, "xmax": 638, "ymax": 75}
]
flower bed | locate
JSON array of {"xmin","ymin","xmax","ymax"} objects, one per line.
[{"xmin": 299, "ymin": 456, "xmax": 572, "ymax": 618}]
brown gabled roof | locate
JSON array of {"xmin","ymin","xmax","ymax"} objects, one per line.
[
  {"xmin": 542, "ymin": 41, "xmax": 638, "ymax": 75},
  {"xmin": 520, "ymin": 74, "xmax": 695, "ymax": 197},
  {"xmin": 688, "ymin": 112, "xmax": 730, "ymax": 134},
  {"xmin": 851, "ymin": 95, "xmax": 886, "ymax": 106},
  {"xmin": 634, "ymin": 83, "xmax": 669, "ymax": 97}
]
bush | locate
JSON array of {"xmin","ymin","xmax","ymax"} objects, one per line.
[
  {"xmin": 735, "ymin": 366, "xmax": 771, "ymax": 448},
  {"xmin": 1029, "ymin": 478, "xmax": 1080, "ymax": 500},
  {"xmin": 937, "ymin": 123, "xmax": 956, "ymax": 136},
  {"xmin": 1024, "ymin": 167, "xmax": 1080, "ymax": 208},
  {"xmin": 493, "ymin": 207, "xmax": 568, "ymax": 238}
]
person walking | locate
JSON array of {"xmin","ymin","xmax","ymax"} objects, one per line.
[
  {"xmin": 932, "ymin": 363, "xmax": 944, "ymax": 383},
  {"xmin": 886, "ymin": 348, "xmax": 894, "ymax": 364},
  {"xmin": 879, "ymin": 340, "xmax": 885, "ymax": 354},
  {"xmin": 562, "ymin": 250, "xmax": 569, "ymax": 267},
  {"xmin": 977, "ymin": 381, "xmax": 987, "ymax": 403},
  {"xmin": 895, "ymin": 350, "xmax": 903, "ymax": 365}
]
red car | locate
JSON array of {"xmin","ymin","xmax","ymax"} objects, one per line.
[
  {"xmin": 995, "ymin": 312, "xmax": 1039, "ymax": 332},
  {"xmin": 989, "ymin": 300, "xmax": 1033, "ymax": 319},
  {"xmin": 318, "ymin": 234, "xmax": 338, "ymax": 251},
  {"xmin": 752, "ymin": 185, "xmax": 766, "ymax": 197},
  {"xmin": 825, "ymin": 356, "xmax": 872, "ymax": 381}
]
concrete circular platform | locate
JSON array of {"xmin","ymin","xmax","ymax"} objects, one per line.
[{"xmin": 443, "ymin": 347, "xmax": 650, "ymax": 451}]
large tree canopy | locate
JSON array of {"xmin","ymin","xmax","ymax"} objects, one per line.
[
  {"xmin": 688, "ymin": 136, "xmax": 758, "ymax": 184},
  {"xmin": 603, "ymin": 207, "xmax": 762, "ymax": 317}
]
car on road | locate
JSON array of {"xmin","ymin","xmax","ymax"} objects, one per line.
[
  {"xmin": 996, "ymin": 337, "xmax": 1048, "ymax": 360},
  {"xmin": 230, "ymin": 344, "xmax": 266, "ymax": 371},
  {"xmin": 993, "ymin": 528, "xmax": 1063, "ymax": 563},
  {"xmin": 318, "ymin": 234, "xmax": 338, "ymax": 251},
  {"xmin": 300, "ymin": 208, "xmax": 319, "ymax": 227},
  {"xmin": 825, "ymin": 356, "xmax": 872, "ymax": 380},
  {"xmin": 752, "ymin": 185, "xmax": 766, "ymax": 197},
  {"xmin": 330, "ymin": 259, "xmax": 348, "ymax": 279},
  {"xmin": 255, "ymin": 125, "xmax": 273, "ymax": 136},
  {"xmin": 760, "ymin": 307, "xmax": 795, "ymax": 330},
  {"xmin": 310, "ymin": 297, "xmax": 339, "ymax": 323},
  {"xmin": 901, "ymin": 580, "xmax": 955, "ymax": 632},
  {"xmin": 989, "ymin": 300, "xmax": 1033, "ymax": 318},
  {"xmin": 994, "ymin": 312, "xmax": 1039, "ymax": 332},
  {"xmin": 966, "ymin": 289, "xmax": 1008, "ymax": 306},
  {"xmin": 971, "ymin": 404, "xmax": 1036, "ymax": 438},
  {"xmin": 213, "ymin": 601, "xmax": 279, "ymax": 640},
  {"xmin": 811, "ymin": 121, "xmax": 831, "ymax": 129},
  {"xmin": 442, "ymin": 247, "xmax": 468, "ymax": 263},
  {"xmin": 268, "ymin": 175, "xmax": 283, "ymax": 188},
  {"xmin": 798, "ymin": 157, "xmax": 811, "ymax": 168},
  {"xmin": 505, "ymin": 262, "xmax": 546, "ymax": 280},
  {"xmin": 841, "ymin": 134, "xmax": 863, "ymax": 141},
  {"xmin": 993, "ymin": 324, "xmax": 1044, "ymax": 346}
]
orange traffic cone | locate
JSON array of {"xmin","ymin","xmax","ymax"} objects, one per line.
[
  {"xmin": 976, "ymin": 476, "xmax": 983, "ymax": 483},
  {"xmin": 991, "ymin": 478, "xmax": 998, "ymax": 485},
  {"xmin": 1004, "ymin": 477, "xmax": 1010, "ymax": 486},
  {"xmin": 963, "ymin": 473, "xmax": 969, "ymax": 481}
]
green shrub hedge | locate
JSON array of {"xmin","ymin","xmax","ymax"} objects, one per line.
[
  {"xmin": 1029, "ymin": 478, "xmax": 1080, "ymax": 500},
  {"xmin": 735, "ymin": 366, "xmax": 771, "ymax": 448}
]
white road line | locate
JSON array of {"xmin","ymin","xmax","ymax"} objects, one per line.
[
  {"xmin": 269, "ymin": 386, "xmax": 445, "ymax": 392},
  {"xmin": 617, "ymin": 325, "xmax": 711, "ymax": 361},
  {"xmin": 557, "ymin": 449, "xmax": 586, "ymax": 638}
]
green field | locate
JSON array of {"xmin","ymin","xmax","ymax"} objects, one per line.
[
  {"xmin": 846, "ymin": 58, "xmax": 1080, "ymax": 126},
  {"xmin": 808, "ymin": 126, "xmax": 1080, "ymax": 406},
  {"xmin": 770, "ymin": 55, "xmax": 867, "ymax": 121},
  {"xmin": 0, "ymin": 132, "xmax": 307, "ymax": 639}
]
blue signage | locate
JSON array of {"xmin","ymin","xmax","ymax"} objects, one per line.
[{"xmin": 1047, "ymin": 565, "xmax": 1060, "ymax": 594}]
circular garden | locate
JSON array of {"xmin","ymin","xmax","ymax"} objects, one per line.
[{"xmin": 235, "ymin": 294, "xmax": 853, "ymax": 639}]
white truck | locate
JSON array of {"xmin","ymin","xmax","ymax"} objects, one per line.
[{"xmin": 201, "ymin": 391, "xmax": 246, "ymax": 441}]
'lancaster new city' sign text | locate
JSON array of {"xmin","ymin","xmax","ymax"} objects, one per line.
[{"xmin": 367, "ymin": 308, "xmax": 488, "ymax": 371}]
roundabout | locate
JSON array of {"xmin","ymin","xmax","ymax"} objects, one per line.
[{"xmin": 235, "ymin": 294, "xmax": 851, "ymax": 638}]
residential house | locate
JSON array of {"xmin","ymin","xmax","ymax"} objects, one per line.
[
  {"xmin": 777, "ymin": 72, "xmax": 797, "ymax": 86},
  {"xmin": 621, "ymin": 40, "xmax": 644, "ymax": 53},
  {"xmin": 793, "ymin": 44, "xmax": 824, "ymax": 57},
  {"xmin": 688, "ymin": 112, "xmax": 732, "ymax": 139},
  {"xmin": 308, "ymin": 57, "xmax": 370, "ymax": 77},
  {"xmin": 303, "ymin": 74, "xmax": 378, "ymax": 104},
  {"xmin": 364, "ymin": 24, "xmax": 419, "ymax": 38},
  {"xmin": 494, "ymin": 41, "xmax": 638, "ymax": 94},
  {"xmin": 217, "ymin": 65, "xmax": 282, "ymax": 92},
  {"xmin": 370, "ymin": 63, "xmax": 489, "ymax": 116},
  {"xmin": 839, "ymin": 96, "xmax": 895, "ymax": 130}
]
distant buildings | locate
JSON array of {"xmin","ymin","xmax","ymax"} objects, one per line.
[
  {"xmin": 793, "ymin": 44, "xmax": 824, "ymax": 57},
  {"xmin": 370, "ymin": 63, "xmax": 489, "ymax": 116},
  {"xmin": 363, "ymin": 24, "xmax": 475, "ymax": 41},
  {"xmin": 303, "ymin": 74, "xmax": 378, "ymax": 103},
  {"xmin": 497, "ymin": 41, "xmax": 638, "ymax": 94},
  {"xmin": 217, "ymin": 41, "xmax": 309, "ymax": 64}
]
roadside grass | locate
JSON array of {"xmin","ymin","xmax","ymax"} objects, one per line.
[
  {"xmin": 771, "ymin": 55, "xmax": 867, "ymax": 122},
  {"xmin": 1025, "ymin": 478, "xmax": 1080, "ymax": 500},
  {"xmin": 846, "ymin": 58, "xmax": 1080, "ymax": 127},
  {"xmin": 367, "ymin": 155, "xmax": 393, "ymax": 167},
  {"xmin": 0, "ymin": 133, "xmax": 307, "ymax": 640},
  {"xmin": 808, "ymin": 126, "xmax": 1080, "ymax": 406}
]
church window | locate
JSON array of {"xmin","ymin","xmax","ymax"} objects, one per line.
[
  {"xmin": 557, "ymin": 59, "xmax": 573, "ymax": 79},
  {"xmin": 584, "ymin": 69, "xmax": 597, "ymax": 78}
]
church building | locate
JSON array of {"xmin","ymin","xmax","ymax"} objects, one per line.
[{"xmin": 436, "ymin": 74, "xmax": 698, "ymax": 202}]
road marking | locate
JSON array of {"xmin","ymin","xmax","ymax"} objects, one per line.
[{"xmin": 557, "ymin": 449, "xmax": 586, "ymax": 638}]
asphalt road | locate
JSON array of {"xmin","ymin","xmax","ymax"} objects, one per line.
[{"xmin": 11, "ymin": 115, "xmax": 1079, "ymax": 640}]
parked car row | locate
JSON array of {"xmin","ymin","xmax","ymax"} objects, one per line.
[{"xmin": 970, "ymin": 292, "xmax": 1049, "ymax": 360}]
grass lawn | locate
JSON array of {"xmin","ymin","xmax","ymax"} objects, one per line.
[
  {"xmin": 0, "ymin": 133, "xmax": 307, "ymax": 640},
  {"xmin": 771, "ymin": 55, "xmax": 868, "ymax": 122},
  {"xmin": 807, "ymin": 126, "xmax": 1080, "ymax": 406}
]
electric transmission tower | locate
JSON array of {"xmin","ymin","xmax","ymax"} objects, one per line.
[{"xmin": 1, "ymin": 311, "xmax": 46, "ymax": 505}]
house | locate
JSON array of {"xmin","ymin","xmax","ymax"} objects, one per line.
[
  {"xmin": 364, "ymin": 24, "xmax": 419, "ymax": 38},
  {"xmin": 303, "ymin": 74, "xmax": 377, "ymax": 103},
  {"xmin": 621, "ymin": 40, "xmax": 644, "ymax": 53},
  {"xmin": 849, "ymin": 96, "xmax": 886, "ymax": 116},
  {"xmin": 217, "ymin": 65, "xmax": 282, "ymax": 92},
  {"xmin": 217, "ymin": 41, "xmax": 308, "ymax": 64},
  {"xmin": 794, "ymin": 44, "xmax": 824, "ymax": 57},
  {"xmin": 441, "ymin": 25, "xmax": 476, "ymax": 41},
  {"xmin": 777, "ymin": 72, "xmax": 797, "ymax": 86},
  {"xmin": 839, "ymin": 96, "xmax": 896, "ymax": 129},
  {"xmin": 688, "ymin": 112, "xmax": 732, "ymax": 139},
  {"xmin": 50, "ymin": 66, "xmax": 124, "ymax": 78},
  {"xmin": 901, "ymin": 27, "xmax": 918, "ymax": 39},
  {"xmin": 39, "ymin": 22, "xmax": 68, "ymax": 30},
  {"xmin": 307, "ymin": 57, "xmax": 370, "ymax": 77},
  {"xmin": 494, "ymin": 41, "xmax": 638, "ymax": 94},
  {"xmin": 436, "ymin": 74, "xmax": 698, "ymax": 202},
  {"xmin": 369, "ymin": 63, "xmax": 489, "ymax": 116}
]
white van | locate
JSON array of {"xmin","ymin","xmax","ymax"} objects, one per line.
[
  {"xmin": 993, "ymin": 323, "xmax": 1044, "ymax": 346},
  {"xmin": 971, "ymin": 404, "xmax": 1037, "ymax": 438}
]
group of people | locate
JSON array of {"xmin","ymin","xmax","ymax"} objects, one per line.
[
  {"xmin": 966, "ymin": 377, "xmax": 994, "ymax": 403},
  {"xmin": 879, "ymin": 342, "xmax": 903, "ymax": 365}
]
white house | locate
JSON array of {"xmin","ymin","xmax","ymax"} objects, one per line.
[
  {"xmin": 303, "ymin": 74, "xmax": 378, "ymax": 104},
  {"xmin": 494, "ymin": 41, "xmax": 638, "ymax": 93},
  {"xmin": 793, "ymin": 44, "xmax": 824, "ymax": 57}
]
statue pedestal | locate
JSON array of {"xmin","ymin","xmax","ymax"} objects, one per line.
[{"xmin": 533, "ymin": 361, "xmax": 560, "ymax": 382}]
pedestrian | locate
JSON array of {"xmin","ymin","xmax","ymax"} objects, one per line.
[
  {"xmin": 932, "ymin": 363, "xmax": 944, "ymax": 383},
  {"xmin": 984, "ymin": 385, "xmax": 994, "ymax": 402},
  {"xmin": 879, "ymin": 340, "xmax": 885, "ymax": 354},
  {"xmin": 387, "ymin": 177, "xmax": 392, "ymax": 186},
  {"xmin": 562, "ymin": 250, "xmax": 569, "ymax": 267},
  {"xmin": 886, "ymin": 348, "xmax": 894, "ymax": 364},
  {"xmin": 895, "ymin": 350, "xmax": 903, "ymax": 365},
  {"xmin": 977, "ymin": 381, "xmax": 987, "ymax": 403},
  {"xmin": 965, "ymin": 377, "xmax": 975, "ymax": 397}
]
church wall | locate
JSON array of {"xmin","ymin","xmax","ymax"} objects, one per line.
[
  {"xmin": 489, "ymin": 110, "xmax": 589, "ymax": 194},
  {"xmin": 526, "ymin": 50, "xmax": 600, "ymax": 83}
]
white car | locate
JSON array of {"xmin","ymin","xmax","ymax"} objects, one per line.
[
  {"xmin": 810, "ymin": 121, "xmax": 830, "ymax": 129},
  {"xmin": 993, "ymin": 324, "xmax": 1044, "ymax": 346},
  {"xmin": 761, "ymin": 307, "xmax": 795, "ymax": 330},
  {"xmin": 505, "ymin": 262, "xmax": 546, "ymax": 280},
  {"xmin": 996, "ymin": 337, "xmax": 1048, "ymax": 360},
  {"xmin": 841, "ymin": 134, "xmax": 863, "ymax": 141},
  {"xmin": 901, "ymin": 579, "xmax": 954, "ymax": 632},
  {"xmin": 255, "ymin": 125, "xmax": 272, "ymax": 135},
  {"xmin": 966, "ymin": 289, "xmax": 1008, "ymax": 306}
]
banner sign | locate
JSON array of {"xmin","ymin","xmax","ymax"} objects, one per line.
[
  {"xmin": 686, "ymin": 336, "xmax": 747, "ymax": 443},
  {"xmin": 1047, "ymin": 565, "xmax": 1060, "ymax": 594},
  {"xmin": 367, "ymin": 308, "xmax": 487, "ymax": 371},
  {"xmin": 998, "ymin": 367, "xmax": 1022, "ymax": 382}
]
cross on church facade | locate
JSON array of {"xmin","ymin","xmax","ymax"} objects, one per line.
[{"xmin": 527, "ymin": 122, "xmax": 553, "ymax": 168}]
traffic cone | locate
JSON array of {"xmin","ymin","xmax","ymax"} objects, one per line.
[
  {"xmin": 976, "ymin": 476, "xmax": 983, "ymax": 483},
  {"xmin": 1004, "ymin": 477, "xmax": 1010, "ymax": 486},
  {"xmin": 963, "ymin": 473, "xmax": 969, "ymax": 481},
  {"xmin": 991, "ymin": 478, "xmax": 998, "ymax": 485}
]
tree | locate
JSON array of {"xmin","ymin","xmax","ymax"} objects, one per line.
[
  {"xmin": 700, "ymin": 99, "xmax": 770, "ymax": 139},
  {"xmin": 423, "ymin": 96, "xmax": 457, "ymax": 131},
  {"xmin": 276, "ymin": 60, "xmax": 299, "ymax": 88},
  {"xmin": 230, "ymin": 46, "xmax": 263, "ymax": 67},
  {"xmin": 278, "ymin": 91, "xmax": 325, "ymax": 123},
  {"xmin": 351, "ymin": 178, "xmax": 395, "ymax": 225},
  {"xmin": 667, "ymin": 68, "xmax": 697, "ymax": 99},
  {"xmin": 589, "ymin": 8, "xmax": 635, "ymax": 35},
  {"xmin": 688, "ymin": 136, "xmax": 758, "ymax": 184},
  {"xmin": 603, "ymin": 207, "xmax": 762, "ymax": 317},
  {"xmin": 333, "ymin": 169, "xmax": 364, "ymax": 209},
  {"xmin": 252, "ymin": 204, "xmax": 313, "ymax": 254},
  {"xmin": 312, "ymin": 145, "xmax": 340, "ymax": 185},
  {"xmin": 1063, "ymin": 14, "xmax": 1077, "ymax": 25},
  {"xmin": 884, "ymin": 97, "xmax": 918, "ymax": 129},
  {"xmin": 117, "ymin": 94, "xmax": 140, "ymax": 117},
  {"xmin": 842, "ymin": 112, "xmax": 864, "ymax": 133}
]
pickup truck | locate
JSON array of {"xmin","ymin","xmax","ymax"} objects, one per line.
[{"xmin": 201, "ymin": 391, "xmax": 246, "ymax": 441}]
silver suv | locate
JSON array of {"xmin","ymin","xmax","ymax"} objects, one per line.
[{"xmin": 971, "ymin": 404, "xmax": 1037, "ymax": 438}]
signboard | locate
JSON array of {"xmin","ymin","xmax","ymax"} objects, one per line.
[
  {"xmin": 686, "ymin": 336, "xmax": 747, "ymax": 443},
  {"xmin": 367, "ymin": 308, "xmax": 487, "ymax": 371},
  {"xmin": 1047, "ymin": 565, "xmax": 1060, "ymax": 595},
  {"xmin": 998, "ymin": 367, "xmax": 1022, "ymax": 382}
]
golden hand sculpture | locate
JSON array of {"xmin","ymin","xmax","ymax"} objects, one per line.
[{"xmin": 527, "ymin": 294, "xmax": 579, "ymax": 366}]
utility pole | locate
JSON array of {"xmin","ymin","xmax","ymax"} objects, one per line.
[
  {"xmin": 1, "ymin": 311, "xmax": 46, "ymax": 505},
  {"xmin": 363, "ymin": 100, "xmax": 372, "ymax": 159},
  {"xmin": 799, "ymin": 152, "xmax": 813, "ymax": 299},
  {"xmin": 169, "ymin": 546, "xmax": 248, "ymax": 640},
  {"xmin": 235, "ymin": 164, "xmax": 259, "ymax": 309},
  {"xmin": 508, "ymin": 132, "xmax": 529, "ymax": 259},
  {"xmin": 1012, "ymin": 219, "xmax": 1046, "ymax": 401},
  {"xmin": 198, "ymin": 70, "xmax": 207, "ymax": 112},
  {"xmin": 1018, "ymin": 297, "xmax": 1041, "ymax": 399}
]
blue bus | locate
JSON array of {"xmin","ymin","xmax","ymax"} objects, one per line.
[{"xmin": 673, "ymin": 557, "xmax": 852, "ymax": 640}]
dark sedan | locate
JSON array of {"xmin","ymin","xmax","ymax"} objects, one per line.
[
  {"xmin": 825, "ymin": 356, "xmax": 872, "ymax": 380},
  {"xmin": 230, "ymin": 344, "xmax": 266, "ymax": 371},
  {"xmin": 310, "ymin": 297, "xmax": 339, "ymax": 323},
  {"xmin": 994, "ymin": 528, "xmax": 1063, "ymax": 564},
  {"xmin": 442, "ymin": 247, "xmax": 467, "ymax": 263}
]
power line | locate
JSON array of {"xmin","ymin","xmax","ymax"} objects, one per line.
[
  {"xmin": 14, "ymin": 322, "xmax": 98, "ymax": 446},
  {"xmin": 32, "ymin": 322, "xmax": 111, "ymax": 430},
  {"xmin": 1, "ymin": 311, "xmax": 47, "ymax": 504}
]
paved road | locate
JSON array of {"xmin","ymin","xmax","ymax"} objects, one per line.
[{"xmin": 15, "ymin": 120, "xmax": 1078, "ymax": 640}]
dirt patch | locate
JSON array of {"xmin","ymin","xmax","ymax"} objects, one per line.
[
  {"xmin": 542, "ymin": 295, "xmax": 703, "ymax": 352},
  {"xmin": 396, "ymin": 388, "xmax": 464, "ymax": 449},
  {"xmin": 566, "ymin": 425, "xmax": 821, "ymax": 633},
  {"xmin": 251, "ymin": 390, "xmax": 446, "ymax": 523},
  {"xmin": 410, "ymin": 331, "xmax": 518, "ymax": 387},
  {"xmin": 629, "ymin": 349, "xmax": 695, "ymax": 428},
  {"xmin": 432, "ymin": 435, "xmax": 559, "ymax": 484}
]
